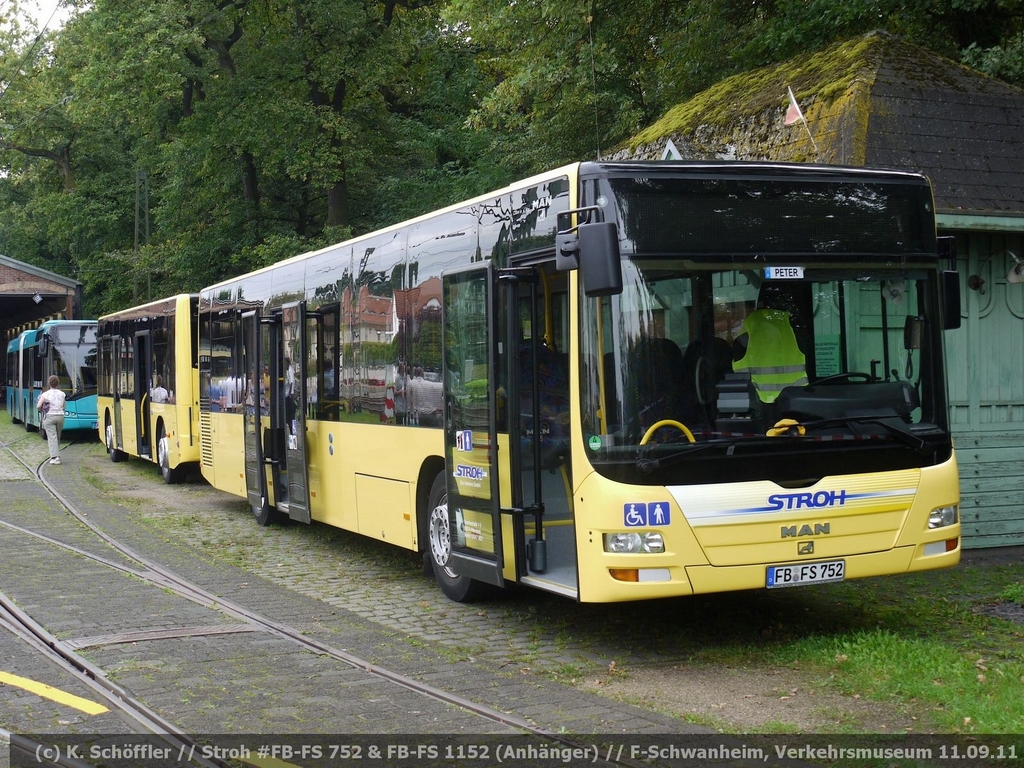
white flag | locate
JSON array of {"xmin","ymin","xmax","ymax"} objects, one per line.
[{"xmin": 784, "ymin": 86, "xmax": 803, "ymax": 126}]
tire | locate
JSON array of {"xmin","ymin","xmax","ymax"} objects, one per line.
[
  {"xmin": 157, "ymin": 425, "xmax": 185, "ymax": 484},
  {"xmin": 251, "ymin": 493, "xmax": 279, "ymax": 526},
  {"xmin": 106, "ymin": 422, "xmax": 126, "ymax": 463},
  {"xmin": 426, "ymin": 473, "xmax": 490, "ymax": 602}
]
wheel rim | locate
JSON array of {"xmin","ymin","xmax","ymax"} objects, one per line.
[
  {"xmin": 428, "ymin": 496, "xmax": 457, "ymax": 577},
  {"xmin": 158, "ymin": 435, "xmax": 169, "ymax": 470},
  {"xmin": 106, "ymin": 424, "xmax": 115, "ymax": 451}
]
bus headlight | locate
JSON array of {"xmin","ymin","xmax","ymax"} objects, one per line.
[
  {"xmin": 603, "ymin": 532, "xmax": 665, "ymax": 554},
  {"xmin": 928, "ymin": 505, "xmax": 958, "ymax": 529}
]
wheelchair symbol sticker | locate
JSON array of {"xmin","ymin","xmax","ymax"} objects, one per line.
[{"xmin": 624, "ymin": 502, "xmax": 671, "ymax": 527}]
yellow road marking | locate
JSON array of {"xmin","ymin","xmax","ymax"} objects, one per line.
[{"xmin": 0, "ymin": 671, "xmax": 109, "ymax": 714}]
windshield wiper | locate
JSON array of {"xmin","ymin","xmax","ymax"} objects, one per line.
[
  {"xmin": 635, "ymin": 439, "xmax": 733, "ymax": 474},
  {"xmin": 772, "ymin": 414, "xmax": 939, "ymax": 452}
]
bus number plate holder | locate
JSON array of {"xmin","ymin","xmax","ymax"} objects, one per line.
[{"xmin": 766, "ymin": 560, "xmax": 845, "ymax": 588}]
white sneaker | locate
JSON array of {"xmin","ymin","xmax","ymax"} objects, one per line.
[{"xmin": 50, "ymin": 457, "xmax": 61, "ymax": 465}]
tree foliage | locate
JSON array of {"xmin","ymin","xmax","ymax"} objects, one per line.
[{"xmin": 1, "ymin": 0, "xmax": 1022, "ymax": 317}]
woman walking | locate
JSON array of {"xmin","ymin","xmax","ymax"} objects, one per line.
[{"xmin": 36, "ymin": 375, "xmax": 66, "ymax": 465}]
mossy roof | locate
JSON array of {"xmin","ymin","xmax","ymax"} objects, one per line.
[{"xmin": 621, "ymin": 31, "xmax": 1024, "ymax": 214}]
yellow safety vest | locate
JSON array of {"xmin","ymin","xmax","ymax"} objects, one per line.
[{"xmin": 733, "ymin": 309, "xmax": 807, "ymax": 403}]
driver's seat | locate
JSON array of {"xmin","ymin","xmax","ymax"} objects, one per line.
[
  {"xmin": 633, "ymin": 337, "xmax": 688, "ymax": 435},
  {"xmin": 732, "ymin": 310, "xmax": 807, "ymax": 403}
]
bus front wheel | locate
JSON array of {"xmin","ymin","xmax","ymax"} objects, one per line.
[
  {"xmin": 251, "ymin": 491, "xmax": 281, "ymax": 527},
  {"xmin": 157, "ymin": 425, "xmax": 186, "ymax": 484},
  {"xmin": 106, "ymin": 423, "xmax": 126, "ymax": 463},
  {"xmin": 426, "ymin": 473, "xmax": 489, "ymax": 603}
]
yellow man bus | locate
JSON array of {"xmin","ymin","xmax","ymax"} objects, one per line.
[
  {"xmin": 97, "ymin": 294, "xmax": 200, "ymax": 484},
  {"xmin": 197, "ymin": 161, "xmax": 961, "ymax": 602}
]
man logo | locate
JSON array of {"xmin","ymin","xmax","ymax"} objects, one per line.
[
  {"xmin": 798, "ymin": 541, "xmax": 815, "ymax": 555},
  {"xmin": 781, "ymin": 522, "xmax": 830, "ymax": 538}
]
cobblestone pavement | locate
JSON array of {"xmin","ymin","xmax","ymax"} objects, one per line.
[
  {"xmin": 1, "ymin": 419, "xmax": 712, "ymax": 752},
  {"xmin": 9, "ymin": 418, "xmax": 1017, "ymax": 747},
  {"xmin": 54, "ymin": 437, "xmax": 783, "ymax": 676}
]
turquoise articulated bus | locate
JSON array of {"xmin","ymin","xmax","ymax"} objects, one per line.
[{"xmin": 6, "ymin": 320, "xmax": 99, "ymax": 433}]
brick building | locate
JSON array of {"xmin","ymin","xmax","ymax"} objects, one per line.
[{"xmin": 1, "ymin": 254, "xmax": 84, "ymax": 382}]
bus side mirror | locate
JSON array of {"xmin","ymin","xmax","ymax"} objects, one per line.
[
  {"xmin": 940, "ymin": 270, "xmax": 961, "ymax": 330},
  {"xmin": 555, "ymin": 207, "xmax": 623, "ymax": 297},
  {"xmin": 578, "ymin": 222, "xmax": 623, "ymax": 297},
  {"xmin": 37, "ymin": 333, "xmax": 50, "ymax": 357}
]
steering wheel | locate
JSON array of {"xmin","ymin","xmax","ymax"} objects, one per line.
[
  {"xmin": 640, "ymin": 419, "xmax": 696, "ymax": 446},
  {"xmin": 814, "ymin": 372, "xmax": 873, "ymax": 385}
]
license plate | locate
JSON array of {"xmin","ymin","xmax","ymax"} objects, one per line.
[{"xmin": 766, "ymin": 560, "xmax": 845, "ymax": 588}]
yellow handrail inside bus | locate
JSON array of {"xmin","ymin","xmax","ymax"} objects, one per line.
[
  {"xmin": 595, "ymin": 295, "xmax": 608, "ymax": 436},
  {"xmin": 540, "ymin": 270, "xmax": 554, "ymax": 350}
]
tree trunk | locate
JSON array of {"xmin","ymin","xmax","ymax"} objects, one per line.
[
  {"xmin": 241, "ymin": 151, "xmax": 260, "ymax": 212},
  {"xmin": 326, "ymin": 173, "xmax": 348, "ymax": 228}
]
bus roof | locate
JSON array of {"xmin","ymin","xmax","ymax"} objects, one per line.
[
  {"xmin": 202, "ymin": 163, "xmax": 583, "ymax": 293},
  {"xmin": 201, "ymin": 160, "xmax": 933, "ymax": 295},
  {"xmin": 579, "ymin": 160, "xmax": 931, "ymax": 186},
  {"xmin": 98, "ymin": 293, "xmax": 197, "ymax": 323}
]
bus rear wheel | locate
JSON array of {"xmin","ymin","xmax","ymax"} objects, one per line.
[
  {"xmin": 106, "ymin": 423, "xmax": 126, "ymax": 463},
  {"xmin": 426, "ymin": 473, "xmax": 489, "ymax": 603}
]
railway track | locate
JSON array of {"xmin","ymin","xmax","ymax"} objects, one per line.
[{"xmin": 0, "ymin": 437, "xmax": 660, "ymax": 767}]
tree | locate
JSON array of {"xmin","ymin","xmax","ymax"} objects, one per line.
[
  {"xmin": 0, "ymin": 1, "xmax": 138, "ymax": 308},
  {"xmin": 448, "ymin": 0, "xmax": 1024, "ymax": 167},
  {"xmin": 1, "ymin": 0, "xmax": 508, "ymax": 317}
]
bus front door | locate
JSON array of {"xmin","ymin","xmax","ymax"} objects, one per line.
[
  {"xmin": 441, "ymin": 264, "xmax": 504, "ymax": 589},
  {"xmin": 133, "ymin": 332, "xmax": 152, "ymax": 458},
  {"xmin": 15, "ymin": 335, "xmax": 29, "ymax": 424},
  {"xmin": 513, "ymin": 266, "xmax": 577, "ymax": 597},
  {"xmin": 111, "ymin": 337, "xmax": 123, "ymax": 449}
]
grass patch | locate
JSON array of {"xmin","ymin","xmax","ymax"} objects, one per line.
[
  {"xmin": 999, "ymin": 582, "xmax": 1024, "ymax": 604},
  {"xmin": 776, "ymin": 629, "xmax": 1024, "ymax": 733}
]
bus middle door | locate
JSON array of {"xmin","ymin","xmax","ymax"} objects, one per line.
[
  {"xmin": 280, "ymin": 302, "xmax": 311, "ymax": 523},
  {"xmin": 241, "ymin": 310, "xmax": 272, "ymax": 523},
  {"xmin": 249, "ymin": 304, "xmax": 311, "ymax": 523}
]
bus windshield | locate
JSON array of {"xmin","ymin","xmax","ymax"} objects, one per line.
[
  {"xmin": 575, "ymin": 161, "xmax": 963, "ymax": 486},
  {"xmin": 51, "ymin": 325, "xmax": 99, "ymax": 396},
  {"xmin": 581, "ymin": 262, "xmax": 950, "ymax": 485}
]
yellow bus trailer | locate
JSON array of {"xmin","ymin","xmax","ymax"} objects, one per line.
[
  {"xmin": 97, "ymin": 294, "xmax": 201, "ymax": 484},
  {"xmin": 196, "ymin": 161, "xmax": 961, "ymax": 603}
]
